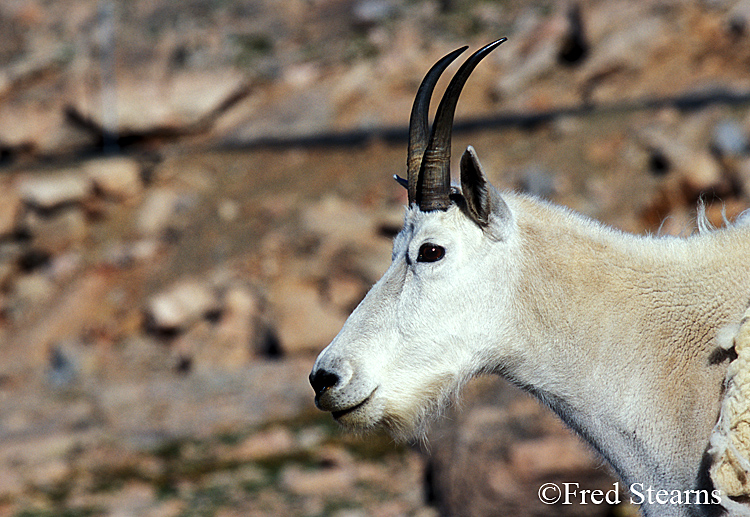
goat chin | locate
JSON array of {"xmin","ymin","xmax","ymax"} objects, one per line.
[{"xmin": 378, "ymin": 373, "xmax": 471, "ymax": 444}]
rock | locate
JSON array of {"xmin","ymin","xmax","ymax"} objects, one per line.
[
  {"xmin": 5, "ymin": 270, "xmax": 114, "ymax": 375},
  {"xmin": 727, "ymin": 0, "xmax": 750, "ymax": 36},
  {"xmin": 22, "ymin": 206, "xmax": 88, "ymax": 254},
  {"xmin": 212, "ymin": 284, "xmax": 261, "ymax": 365},
  {"xmin": 0, "ymin": 255, "xmax": 17, "ymax": 287},
  {"xmin": 299, "ymin": 194, "xmax": 393, "ymax": 284},
  {"xmin": 119, "ymin": 335, "xmax": 171, "ymax": 374},
  {"xmin": 351, "ymin": 239, "xmax": 393, "ymax": 282},
  {"xmin": 0, "ymin": 468, "xmax": 24, "ymax": 500},
  {"xmin": 679, "ymin": 151, "xmax": 724, "ymax": 195},
  {"xmin": 283, "ymin": 62, "xmax": 321, "ymax": 89},
  {"xmin": 146, "ymin": 499, "xmax": 186, "ymax": 517},
  {"xmin": 269, "ymin": 276, "xmax": 347, "ymax": 355},
  {"xmin": 224, "ymin": 85, "xmax": 333, "ymax": 143},
  {"xmin": 84, "ymin": 156, "xmax": 143, "ymax": 200},
  {"xmin": 517, "ymin": 168, "xmax": 556, "ymax": 198},
  {"xmin": 93, "ymin": 481, "xmax": 158, "ymax": 517},
  {"xmin": 297, "ymin": 426, "xmax": 328, "ymax": 451},
  {"xmin": 96, "ymin": 358, "xmax": 315, "ymax": 438},
  {"xmin": 136, "ymin": 188, "xmax": 195, "ymax": 238},
  {"xmin": 217, "ymin": 198, "xmax": 240, "ymax": 222},
  {"xmin": 103, "ymin": 239, "xmax": 161, "ymax": 268},
  {"xmin": 301, "ymin": 195, "xmax": 375, "ymax": 243},
  {"xmin": 166, "ymin": 70, "xmax": 248, "ymax": 126},
  {"xmin": 711, "ymin": 119, "xmax": 748, "ymax": 158},
  {"xmin": 331, "ymin": 508, "xmax": 369, "ymax": 517},
  {"xmin": 578, "ymin": 17, "xmax": 669, "ymax": 88},
  {"xmin": 736, "ymin": 157, "xmax": 750, "ymax": 197},
  {"xmin": 325, "ymin": 274, "xmax": 365, "ymax": 312},
  {"xmin": 12, "ymin": 272, "xmax": 56, "ymax": 308},
  {"xmin": 0, "ymin": 185, "xmax": 22, "ymax": 237},
  {"xmin": 281, "ymin": 464, "xmax": 354, "ymax": 497},
  {"xmin": 26, "ymin": 458, "xmax": 71, "ymax": 490},
  {"xmin": 18, "ymin": 171, "xmax": 92, "ymax": 211},
  {"xmin": 46, "ymin": 337, "xmax": 103, "ymax": 389},
  {"xmin": 637, "ymin": 127, "xmax": 724, "ymax": 194},
  {"xmin": 495, "ymin": 12, "xmax": 566, "ymax": 98},
  {"xmin": 170, "ymin": 321, "xmax": 215, "ymax": 372},
  {"xmin": 0, "ymin": 432, "xmax": 80, "ymax": 468},
  {"xmin": 146, "ymin": 279, "xmax": 220, "ymax": 334},
  {"xmin": 47, "ymin": 251, "xmax": 83, "ymax": 283},
  {"xmin": 47, "ymin": 344, "xmax": 79, "ymax": 389},
  {"xmin": 374, "ymin": 205, "xmax": 405, "ymax": 237},
  {"xmin": 232, "ymin": 427, "xmax": 296, "ymax": 462},
  {"xmin": 0, "ymin": 53, "xmax": 72, "ymax": 155},
  {"xmin": 70, "ymin": 69, "xmax": 247, "ymax": 134},
  {"xmin": 352, "ymin": 0, "xmax": 396, "ymax": 27},
  {"xmin": 0, "ymin": 42, "xmax": 65, "ymax": 97},
  {"xmin": 509, "ymin": 435, "xmax": 600, "ymax": 480}
]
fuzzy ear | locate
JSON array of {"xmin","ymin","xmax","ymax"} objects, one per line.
[{"xmin": 460, "ymin": 146, "xmax": 511, "ymax": 239}]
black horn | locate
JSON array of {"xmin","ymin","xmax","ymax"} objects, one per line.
[
  {"xmin": 406, "ymin": 46, "xmax": 467, "ymax": 205},
  {"xmin": 418, "ymin": 38, "xmax": 506, "ymax": 212}
]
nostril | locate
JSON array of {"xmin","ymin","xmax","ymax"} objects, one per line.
[{"xmin": 309, "ymin": 368, "xmax": 340, "ymax": 396}]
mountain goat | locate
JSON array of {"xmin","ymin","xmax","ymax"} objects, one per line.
[{"xmin": 309, "ymin": 39, "xmax": 750, "ymax": 516}]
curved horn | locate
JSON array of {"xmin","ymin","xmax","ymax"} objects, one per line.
[
  {"xmin": 418, "ymin": 38, "xmax": 507, "ymax": 212},
  {"xmin": 407, "ymin": 46, "xmax": 468, "ymax": 205}
]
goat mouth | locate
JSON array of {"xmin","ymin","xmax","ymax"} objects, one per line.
[{"xmin": 331, "ymin": 389, "xmax": 376, "ymax": 420}]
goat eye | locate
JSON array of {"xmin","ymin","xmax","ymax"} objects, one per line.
[{"xmin": 417, "ymin": 243, "xmax": 445, "ymax": 263}]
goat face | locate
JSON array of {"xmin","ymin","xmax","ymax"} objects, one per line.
[
  {"xmin": 310, "ymin": 184, "xmax": 518, "ymax": 440},
  {"xmin": 310, "ymin": 40, "xmax": 514, "ymax": 440}
]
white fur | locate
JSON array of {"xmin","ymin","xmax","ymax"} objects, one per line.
[{"xmin": 311, "ymin": 189, "xmax": 750, "ymax": 516}]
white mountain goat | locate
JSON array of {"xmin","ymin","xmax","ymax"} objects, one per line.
[{"xmin": 309, "ymin": 39, "xmax": 750, "ymax": 516}]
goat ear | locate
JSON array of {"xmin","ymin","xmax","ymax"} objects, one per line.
[{"xmin": 460, "ymin": 146, "xmax": 510, "ymax": 239}]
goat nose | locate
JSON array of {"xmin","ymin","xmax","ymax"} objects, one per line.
[{"xmin": 309, "ymin": 368, "xmax": 340, "ymax": 396}]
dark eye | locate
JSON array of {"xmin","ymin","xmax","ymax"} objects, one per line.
[{"xmin": 417, "ymin": 243, "xmax": 445, "ymax": 263}]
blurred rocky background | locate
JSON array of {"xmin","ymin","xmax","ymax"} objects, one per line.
[{"xmin": 2, "ymin": 0, "xmax": 750, "ymax": 515}]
